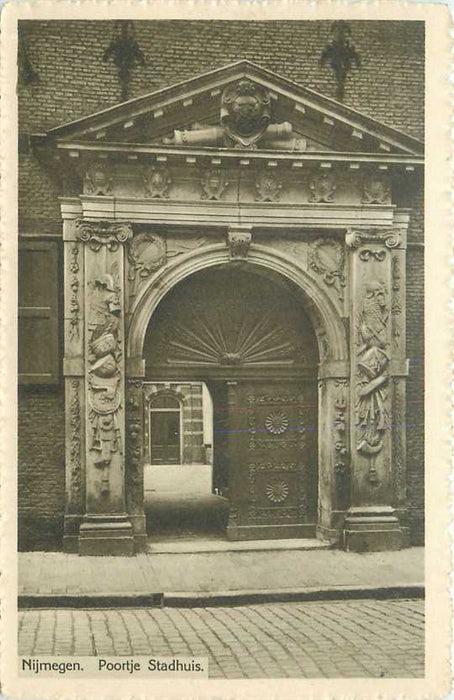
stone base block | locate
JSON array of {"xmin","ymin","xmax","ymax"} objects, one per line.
[
  {"xmin": 316, "ymin": 523, "xmax": 342, "ymax": 546},
  {"xmin": 343, "ymin": 507, "xmax": 404, "ymax": 552},
  {"xmin": 79, "ymin": 515, "xmax": 134, "ymax": 556},
  {"xmin": 227, "ymin": 522, "xmax": 316, "ymax": 541}
]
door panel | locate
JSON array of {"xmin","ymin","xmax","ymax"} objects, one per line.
[{"xmin": 226, "ymin": 380, "xmax": 318, "ymax": 539}]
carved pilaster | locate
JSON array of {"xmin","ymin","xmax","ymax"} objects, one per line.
[
  {"xmin": 316, "ymin": 372, "xmax": 350, "ymax": 545},
  {"xmin": 75, "ymin": 220, "xmax": 135, "ymax": 555},
  {"xmin": 125, "ymin": 378, "xmax": 147, "ymax": 551},
  {"xmin": 344, "ymin": 227, "xmax": 407, "ymax": 551}
]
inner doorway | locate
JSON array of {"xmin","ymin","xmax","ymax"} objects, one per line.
[
  {"xmin": 149, "ymin": 394, "xmax": 181, "ymax": 464},
  {"xmin": 143, "ymin": 264, "xmax": 320, "ymax": 542}
]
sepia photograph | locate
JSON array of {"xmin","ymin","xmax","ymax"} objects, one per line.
[{"xmin": 1, "ymin": 6, "xmax": 450, "ymax": 697}]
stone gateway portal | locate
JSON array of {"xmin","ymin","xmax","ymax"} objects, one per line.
[
  {"xmin": 20, "ymin": 56, "xmax": 424, "ymax": 556},
  {"xmin": 144, "ymin": 267, "xmax": 319, "ymax": 540}
]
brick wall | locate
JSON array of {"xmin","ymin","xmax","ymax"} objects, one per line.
[
  {"xmin": 18, "ymin": 19, "xmax": 425, "ymax": 548},
  {"xmin": 18, "ymin": 388, "xmax": 65, "ymax": 549}
]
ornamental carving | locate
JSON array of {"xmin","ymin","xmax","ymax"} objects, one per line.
[
  {"xmin": 83, "ymin": 161, "xmax": 114, "ymax": 196},
  {"xmin": 165, "ymin": 79, "xmax": 304, "ymax": 151},
  {"xmin": 265, "ymin": 480, "xmax": 289, "ymax": 503},
  {"xmin": 221, "ymin": 79, "xmax": 271, "ymax": 148},
  {"xmin": 126, "ymin": 379, "xmax": 144, "ymax": 508},
  {"xmin": 76, "ymin": 220, "xmax": 133, "ymax": 252},
  {"xmin": 309, "ymin": 171, "xmax": 336, "ymax": 203},
  {"xmin": 255, "ymin": 171, "xmax": 282, "ymax": 202},
  {"xmin": 228, "ymin": 228, "xmax": 252, "ymax": 260},
  {"xmin": 333, "ymin": 378, "xmax": 349, "ymax": 508},
  {"xmin": 309, "ymin": 238, "xmax": 346, "ymax": 302},
  {"xmin": 355, "ymin": 281, "xmax": 390, "ymax": 457},
  {"xmin": 143, "ymin": 165, "xmax": 171, "ymax": 198},
  {"xmin": 362, "ymin": 172, "xmax": 390, "ymax": 204},
  {"xmin": 68, "ymin": 246, "xmax": 81, "ymax": 341},
  {"xmin": 87, "ymin": 264, "xmax": 123, "ymax": 471},
  {"xmin": 265, "ymin": 411, "xmax": 289, "ymax": 435},
  {"xmin": 201, "ymin": 168, "xmax": 229, "ymax": 200},
  {"xmin": 127, "ymin": 233, "xmax": 166, "ymax": 295},
  {"xmin": 345, "ymin": 228, "xmax": 402, "ymax": 249},
  {"xmin": 69, "ymin": 379, "xmax": 83, "ymax": 507},
  {"xmin": 391, "ymin": 257, "xmax": 403, "ymax": 339},
  {"xmin": 359, "ymin": 249, "xmax": 386, "ymax": 262}
]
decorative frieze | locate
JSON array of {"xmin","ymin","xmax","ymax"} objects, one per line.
[
  {"xmin": 84, "ymin": 161, "xmax": 113, "ymax": 196},
  {"xmin": 255, "ymin": 170, "xmax": 282, "ymax": 202},
  {"xmin": 201, "ymin": 168, "xmax": 229, "ymax": 200},
  {"xmin": 143, "ymin": 165, "xmax": 171, "ymax": 198},
  {"xmin": 362, "ymin": 171, "xmax": 390, "ymax": 204},
  {"xmin": 309, "ymin": 171, "xmax": 336, "ymax": 203}
]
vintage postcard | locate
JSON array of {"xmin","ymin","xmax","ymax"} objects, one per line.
[{"xmin": 0, "ymin": 1, "xmax": 451, "ymax": 699}]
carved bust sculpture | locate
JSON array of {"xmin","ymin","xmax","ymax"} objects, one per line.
[{"xmin": 164, "ymin": 79, "xmax": 306, "ymax": 151}]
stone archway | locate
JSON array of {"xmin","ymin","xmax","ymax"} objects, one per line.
[{"xmin": 125, "ymin": 242, "xmax": 350, "ymax": 545}]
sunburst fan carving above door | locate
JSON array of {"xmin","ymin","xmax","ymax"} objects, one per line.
[{"xmin": 145, "ymin": 267, "xmax": 319, "ymax": 373}]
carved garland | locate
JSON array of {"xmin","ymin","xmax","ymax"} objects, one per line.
[
  {"xmin": 68, "ymin": 246, "xmax": 81, "ymax": 341},
  {"xmin": 309, "ymin": 238, "xmax": 346, "ymax": 302},
  {"xmin": 69, "ymin": 379, "xmax": 83, "ymax": 507}
]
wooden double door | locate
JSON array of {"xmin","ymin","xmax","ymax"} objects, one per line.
[{"xmin": 212, "ymin": 379, "xmax": 318, "ymax": 540}]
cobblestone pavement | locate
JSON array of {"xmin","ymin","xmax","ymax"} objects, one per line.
[{"xmin": 19, "ymin": 599, "xmax": 424, "ymax": 678}]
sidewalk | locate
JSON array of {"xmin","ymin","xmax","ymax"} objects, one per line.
[{"xmin": 18, "ymin": 545, "xmax": 424, "ymax": 607}]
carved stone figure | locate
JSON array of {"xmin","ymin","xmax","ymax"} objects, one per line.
[
  {"xmin": 87, "ymin": 268, "xmax": 123, "ymax": 469},
  {"xmin": 201, "ymin": 168, "xmax": 229, "ymax": 200},
  {"xmin": 355, "ymin": 281, "xmax": 390, "ymax": 455},
  {"xmin": 228, "ymin": 228, "xmax": 252, "ymax": 260},
  {"xmin": 143, "ymin": 165, "xmax": 171, "ymax": 198},
  {"xmin": 309, "ymin": 171, "xmax": 336, "ymax": 203},
  {"xmin": 84, "ymin": 161, "xmax": 114, "ymax": 196},
  {"xmin": 255, "ymin": 171, "xmax": 282, "ymax": 202}
]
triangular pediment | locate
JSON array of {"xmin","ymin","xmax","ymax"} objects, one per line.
[{"xmin": 40, "ymin": 61, "xmax": 423, "ymax": 156}]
